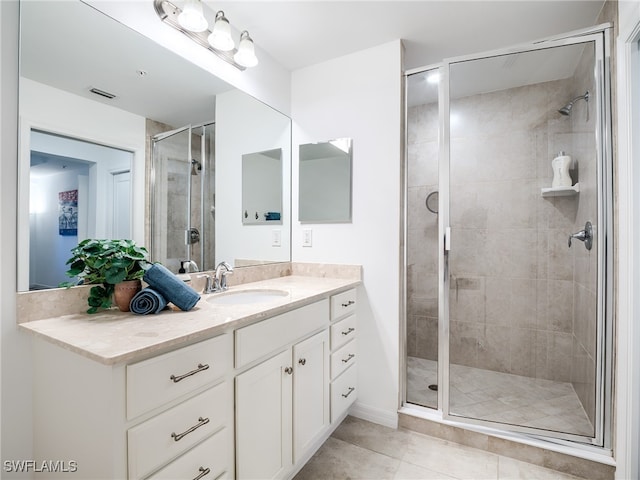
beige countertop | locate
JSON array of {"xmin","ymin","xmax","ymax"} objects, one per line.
[{"xmin": 19, "ymin": 275, "xmax": 360, "ymax": 366}]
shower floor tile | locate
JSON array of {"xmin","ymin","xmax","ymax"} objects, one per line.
[{"xmin": 407, "ymin": 357, "xmax": 593, "ymax": 437}]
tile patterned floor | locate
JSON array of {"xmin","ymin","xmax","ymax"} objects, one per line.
[
  {"xmin": 407, "ymin": 357, "xmax": 593, "ymax": 437},
  {"xmin": 294, "ymin": 416, "xmax": 588, "ymax": 480}
]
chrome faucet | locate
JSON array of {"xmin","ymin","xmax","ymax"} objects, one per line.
[
  {"xmin": 212, "ymin": 261, "xmax": 233, "ymax": 292},
  {"xmin": 201, "ymin": 261, "xmax": 234, "ymax": 294},
  {"xmin": 182, "ymin": 260, "xmax": 199, "ymax": 273}
]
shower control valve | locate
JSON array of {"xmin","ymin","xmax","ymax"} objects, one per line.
[{"xmin": 568, "ymin": 221, "xmax": 593, "ymax": 251}]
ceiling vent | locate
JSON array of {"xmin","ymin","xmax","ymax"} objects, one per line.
[{"xmin": 89, "ymin": 87, "xmax": 116, "ymax": 99}]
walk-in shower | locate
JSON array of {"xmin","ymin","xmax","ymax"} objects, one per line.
[
  {"xmin": 404, "ymin": 25, "xmax": 613, "ymax": 451},
  {"xmin": 150, "ymin": 122, "xmax": 215, "ymax": 273}
]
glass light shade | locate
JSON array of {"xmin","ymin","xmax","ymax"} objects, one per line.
[
  {"xmin": 178, "ymin": 0, "xmax": 208, "ymax": 32},
  {"xmin": 208, "ymin": 11, "xmax": 234, "ymax": 51},
  {"xmin": 234, "ymin": 31, "xmax": 258, "ymax": 67}
]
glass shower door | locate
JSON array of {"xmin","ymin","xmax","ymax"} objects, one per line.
[
  {"xmin": 445, "ymin": 35, "xmax": 610, "ymax": 444},
  {"xmin": 405, "ymin": 68, "xmax": 441, "ymax": 409},
  {"xmin": 151, "ymin": 123, "xmax": 215, "ymax": 274}
]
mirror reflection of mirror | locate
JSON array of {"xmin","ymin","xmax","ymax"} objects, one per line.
[
  {"xmin": 299, "ymin": 138, "xmax": 353, "ymax": 223},
  {"xmin": 242, "ymin": 149, "xmax": 283, "ymax": 225},
  {"xmin": 17, "ymin": 0, "xmax": 292, "ymax": 289}
]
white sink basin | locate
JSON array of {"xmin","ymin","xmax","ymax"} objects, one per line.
[{"xmin": 206, "ymin": 289, "xmax": 289, "ymax": 305}]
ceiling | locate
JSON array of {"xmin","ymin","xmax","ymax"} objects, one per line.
[
  {"xmin": 19, "ymin": 1, "xmax": 606, "ymax": 127},
  {"xmin": 210, "ymin": 1, "xmax": 606, "ymax": 71}
]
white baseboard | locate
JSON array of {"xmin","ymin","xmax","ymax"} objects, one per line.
[{"xmin": 349, "ymin": 401, "xmax": 398, "ymax": 429}]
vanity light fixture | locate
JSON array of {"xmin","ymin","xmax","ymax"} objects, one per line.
[
  {"xmin": 177, "ymin": 0, "xmax": 208, "ymax": 32},
  {"xmin": 234, "ymin": 31, "xmax": 258, "ymax": 68},
  {"xmin": 154, "ymin": 0, "xmax": 258, "ymax": 70},
  {"xmin": 208, "ymin": 11, "xmax": 234, "ymax": 51}
]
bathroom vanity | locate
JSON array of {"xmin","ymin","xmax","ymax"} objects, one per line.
[{"xmin": 20, "ymin": 274, "xmax": 360, "ymax": 480}]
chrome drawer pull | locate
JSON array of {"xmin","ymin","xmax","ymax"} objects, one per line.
[
  {"xmin": 342, "ymin": 353, "xmax": 355, "ymax": 364},
  {"xmin": 284, "ymin": 366, "xmax": 293, "ymax": 375},
  {"xmin": 171, "ymin": 416, "xmax": 210, "ymax": 442},
  {"xmin": 341, "ymin": 387, "xmax": 355, "ymax": 398},
  {"xmin": 341, "ymin": 327, "xmax": 355, "ymax": 336},
  {"xmin": 298, "ymin": 358, "xmax": 307, "ymax": 366},
  {"xmin": 341, "ymin": 300, "xmax": 355, "ymax": 307},
  {"xmin": 170, "ymin": 363, "xmax": 210, "ymax": 383},
  {"xmin": 193, "ymin": 466, "xmax": 210, "ymax": 480}
]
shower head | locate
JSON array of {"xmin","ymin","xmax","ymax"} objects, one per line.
[
  {"xmin": 558, "ymin": 91, "xmax": 589, "ymax": 116},
  {"xmin": 191, "ymin": 159, "xmax": 202, "ymax": 175}
]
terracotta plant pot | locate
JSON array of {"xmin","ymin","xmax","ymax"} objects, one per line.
[{"xmin": 113, "ymin": 279, "xmax": 142, "ymax": 312}]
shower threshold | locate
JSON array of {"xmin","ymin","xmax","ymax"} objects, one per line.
[{"xmin": 407, "ymin": 356, "xmax": 593, "ymax": 437}]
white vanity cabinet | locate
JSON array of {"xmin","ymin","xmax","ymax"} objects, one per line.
[
  {"xmin": 235, "ymin": 300, "xmax": 330, "ymax": 480},
  {"xmin": 329, "ymin": 288, "xmax": 358, "ymax": 422},
  {"xmin": 31, "ymin": 333, "xmax": 234, "ymax": 480}
]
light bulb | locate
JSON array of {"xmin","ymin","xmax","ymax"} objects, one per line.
[
  {"xmin": 178, "ymin": 0, "xmax": 208, "ymax": 32},
  {"xmin": 234, "ymin": 31, "xmax": 258, "ymax": 68},
  {"xmin": 208, "ymin": 11, "xmax": 234, "ymax": 51}
]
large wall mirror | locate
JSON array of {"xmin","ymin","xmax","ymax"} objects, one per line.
[{"xmin": 17, "ymin": 0, "xmax": 291, "ymax": 291}]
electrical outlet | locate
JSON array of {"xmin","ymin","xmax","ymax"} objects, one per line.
[
  {"xmin": 302, "ymin": 229, "xmax": 313, "ymax": 247},
  {"xmin": 272, "ymin": 229, "xmax": 281, "ymax": 247}
]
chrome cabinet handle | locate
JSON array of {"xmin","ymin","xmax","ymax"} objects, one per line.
[
  {"xmin": 193, "ymin": 467, "xmax": 210, "ymax": 480},
  {"xmin": 298, "ymin": 358, "xmax": 306, "ymax": 366},
  {"xmin": 284, "ymin": 366, "xmax": 293, "ymax": 375},
  {"xmin": 341, "ymin": 300, "xmax": 355, "ymax": 307},
  {"xmin": 171, "ymin": 417, "xmax": 210, "ymax": 442},
  {"xmin": 170, "ymin": 363, "xmax": 210, "ymax": 383},
  {"xmin": 341, "ymin": 327, "xmax": 355, "ymax": 336},
  {"xmin": 342, "ymin": 387, "xmax": 355, "ymax": 398},
  {"xmin": 568, "ymin": 221, "xmax": 593, "ymax": 250},
  {"xmin": 342, "ymin": 353, "xmax": 355, "ymax": 364}
]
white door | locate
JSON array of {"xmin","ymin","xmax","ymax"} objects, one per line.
[
  {"xmin": 112, "ymin": 170, "xmax": 130, "ymax": 239},
  {"xmin": 236, "ymin": 349, "xmax": 293, "ymax": 480},
  {"xmin": 293, "ymin": 330, "xmax": 329, "ymax": 463}
]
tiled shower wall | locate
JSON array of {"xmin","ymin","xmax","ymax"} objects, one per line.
[
  {"xmin": 146, "ymin": 120, "xmax": 215, "ymax": 274},
  {"xmin": 407, "ymin": 48, "xmax": 598, "ymax": 424}
]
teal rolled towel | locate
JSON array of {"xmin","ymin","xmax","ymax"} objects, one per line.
[
  {"xmin": 130, "ymin": 288, "xmax": 168, "ymax": 315},
  {"xmin": 143, "ymin": 263, "xmax": 200, "ymax": 311}
]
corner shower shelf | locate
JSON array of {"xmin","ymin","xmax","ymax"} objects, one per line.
[{"xmin": 540, "ymin": 183, "xmax": 580, "ymax": 197}]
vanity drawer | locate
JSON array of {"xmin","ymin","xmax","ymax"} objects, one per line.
[
  {"xmin": 330, "ymin": 314, "xmax": 357, "ymax": 350},
  {"xmin": 330, "ymin": 289, "xmax": 357, "ymax": 321},
  {"xmin": 331, "ymin": 364, "xmax": 357, "ymax": 423},
  {"xmin": 235, "ymin": 299, "xmax": 329, "ymax": 368},
  {"xmin": 128, "ymin": 383, "xmax": 229, "ymax": 480},
  {"xmin": 330, "ymin": 340, "xmax": 357, "ymax": 380},
  {"xmin": 146, "ymin": 427, "xmax": 230, "ymax": 480},
  {"xmin": 127, "ymin": 334, "xmax": 232, "ymax": 420}
]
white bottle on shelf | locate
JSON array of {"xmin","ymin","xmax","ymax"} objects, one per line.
[{"xmin": 551, "ymin": 151, "xmax": 573, "ymax": 188}]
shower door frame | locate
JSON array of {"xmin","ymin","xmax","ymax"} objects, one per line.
[
  {"xmin": 403, "ymin": 24, "xmax": 614, "ymax": 451},
  {"xmin": 150, "ymin": 121, "xmax": 214, "ymax": 271}
]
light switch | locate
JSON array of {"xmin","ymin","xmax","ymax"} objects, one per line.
[
  {"xmin": 302, "ymin": 229, "xmax": 312, "ymax": 247},
  {"xmin": 272, "ymin": 229, "xmax": 281, "ymax": 247}
]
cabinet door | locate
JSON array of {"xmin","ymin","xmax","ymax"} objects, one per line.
[
  {"xmin": 293, "ymin": 330, "xmax": 329, "ymax": 463},
  {"xmin": 236, "ymin": 349, "xmax": 292, "ymax": 480}
]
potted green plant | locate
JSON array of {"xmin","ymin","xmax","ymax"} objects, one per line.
[{"xmin": 62, "ymin": 239, "xmax": 150, "ymax": 314}]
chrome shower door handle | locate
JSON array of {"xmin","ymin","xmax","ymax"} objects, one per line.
[{"xmin": 568, "ymin": 221, "xmax": 593, "ymax": 251}]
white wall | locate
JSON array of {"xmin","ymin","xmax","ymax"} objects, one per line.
[
  {"xmin": 291, "ymin": 40, "xmax": 403, "ymax": 426},
  {"xmin": 19, "ymin": 78, "xmax": 146, "ymax": 290},
  {"xmin": 215, "ymin": 89, "xmax": 291, "ymax": 265},
  {"xmin": 615, "ymin": 2, "xmax": 640, "ymax": 478},
  {"xmin": 1, "ymin": 0, "xmax": 32, "ymax": 475}
]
